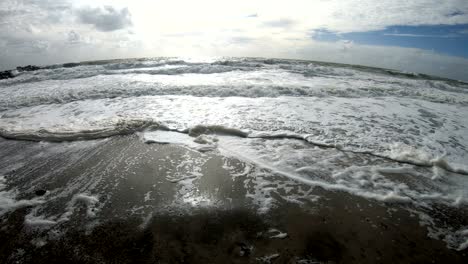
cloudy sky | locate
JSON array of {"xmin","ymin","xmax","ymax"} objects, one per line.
[{"xmin": 1, "ymin": 0, "xmax": 468, "ymax": 80}]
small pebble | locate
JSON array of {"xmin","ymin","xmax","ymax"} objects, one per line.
[{"xmin": 35, "ymin": 189, "xmax": 46, "ymax": 196}]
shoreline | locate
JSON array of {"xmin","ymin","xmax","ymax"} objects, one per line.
[{"xmin": 0, "ymin": 135, "xmax": 467, "ymax": 263}]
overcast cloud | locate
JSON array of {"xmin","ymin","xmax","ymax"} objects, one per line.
[
  {"xmin": 0, "ymin": 0, "xmax": 467, "ymax": 80},
  {"xmin": 77, "ymin": 6, "xmax": 132, "ymax": 32}
]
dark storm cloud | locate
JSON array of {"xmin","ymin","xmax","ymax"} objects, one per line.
[{"xmin": 77, "ymin": 6, "xmax": 132, "ymax": 32}]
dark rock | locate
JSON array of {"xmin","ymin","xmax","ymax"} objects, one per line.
[
  {"xmin": 35, "ymin": 189, "xmax": 47, "ymax": 196},
  {"xmin": 0, "ymin": 70, "xmax": 14, "ymax": 80},
  {"xmin": 62, "ymin": 62, "xmax": 80, "ymax": 68},
  {"xmin": 16, "ymin": 65, "xmax": 40, "ymax": 72}
]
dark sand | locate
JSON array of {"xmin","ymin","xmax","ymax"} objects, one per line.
[{"xmin": 0, "ymin": 135, "xmax": 467, "ymax": 263}]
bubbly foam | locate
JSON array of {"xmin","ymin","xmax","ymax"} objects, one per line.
[
  {"xmin": 1, "ymin": 58, "xmax": 467, "ymax": 112},
  {"xmin": 1, "ymin": 95, "xmax": 466, "ymax": 169},
  {"xmin": 1, "ymin": 57, "xmax": 468, "ymax": 251},
  {"xmin": 0, "ymin": 176, "xmax": 45, "ymax": 216}
]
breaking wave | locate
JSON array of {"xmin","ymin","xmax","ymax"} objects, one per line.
[
  {"xmin": 1, "ymin": 58, "xmax": 468, "ymax": 251},
  {"xmin": 1, "ymin": 117, "xmax": 466, "ymax": 176}
]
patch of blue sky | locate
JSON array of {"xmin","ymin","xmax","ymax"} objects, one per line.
[{"xmin": 312, "ymin": 24, "xmax": 468, "ymax": 58}]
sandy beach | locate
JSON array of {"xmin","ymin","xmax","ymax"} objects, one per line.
[
  {"xmin": 1, "ymin": 0, "xmax": 468, "ymax": 260},
  {"xmin": 0, "ymin": 135, "xmax": 466, "ymax": 263}
]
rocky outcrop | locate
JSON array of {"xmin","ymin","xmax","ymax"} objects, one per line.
[
  {"xmin": 0, "ymin": 65, "xmax": 41, "ymax": 80},
  {"xmin": 16, "ymin": 65, "xmax": 41, "ymax": 72},
  {"xmin": 62, "ymin": 62, "xmax": 81, "ymax": 68},
  {"xmin": 0, "ymin": 70, "xmax": 14, "ymax": 80}
]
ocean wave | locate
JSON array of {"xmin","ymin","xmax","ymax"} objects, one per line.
[
  {"xmin": 1, "ymin": 116, "xmax": 466, "ymax": 176},
  {"xmin": 0, "ymin": 95, "xmax": 466, "ymax": 164},
  {"xmin": 1, "ymin": 57, "xmax": 467, "ymax": 253},
  {"xmin": 0, "ymin": 119, "xmax": 162, "ymax": 142},
  {"xmin": 0, "ymin": 64, "xmax": 245, "ymax": 85},
  {"xmin": 1, "ymin": 69, "xmax": 467, "ymax": 112},
  {"xmin": 2, "ymin": 58, "xmax": 467, "ymax": 89},
  {"xmin": 141, "ymin": 128, "xmax": 468, "ymax": 213}
]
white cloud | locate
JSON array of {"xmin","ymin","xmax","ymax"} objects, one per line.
[
  {"xmin": 295, "ymin": 41, "xmax": 468, "ymax": 82},
  {"xmin": 124, "ymin": 0, "xmax": 468, "ymax": 35},
  {"xmin": 67, "ymin": 30, "xmax": 81, "ymax": 44},
  {"xmin": 133, "ymin": 34, "xmax": 468, "ymax": 81},
  {"xmin": 0, "ymin": 0, "xmax": 467, "ymax": 80},
  {"xmin": 77, "ymin": 6, "xmax": 132, "ymax": 32},
  {"xmin": 262, "ymin": 18, "xmax": 296, "ymax": 28},
  {"xmin": 66, "ymin": 30, "xmax": 94, "ymax": 45}
]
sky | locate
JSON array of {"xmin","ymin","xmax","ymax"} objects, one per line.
[{"xmin": 1, "ymin": 0, "xmax": 468, "ymax": 81}]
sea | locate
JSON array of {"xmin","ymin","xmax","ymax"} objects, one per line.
[{"xmin": 0, "ymin": 57, "xmax": 467, "ymax": 250}]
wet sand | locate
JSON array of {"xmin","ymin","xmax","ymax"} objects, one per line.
[{"xmin": 0, "ymin": 135, "xmax": 467, "ymax": 263}]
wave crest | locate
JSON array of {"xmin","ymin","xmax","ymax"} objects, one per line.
[{"xmin": 0, "ymin": 119, "xmax": 162, "ymax": 142}]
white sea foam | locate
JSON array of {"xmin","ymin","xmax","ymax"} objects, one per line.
[
  {"xmin": 59, "ymin": 193, "xmax": 100, "ymax": 221},
  {"xmin": 215, "ymin": 136, "xmax": 468, "ymax": 205},
  {"xmin": 1, "ymin": 96, "xmax": 467, "ymax": 168},
  {"xmin": 1, "ymin": 57, "xmax": 468, "ymax": 251},
  {"xmin": 257, "ymin": 253, "xmax": 280, "ymax": 262},
  {"xmin": 268, "ymin": 228, "xmax": 288, "ymax": 239},
  {"xmin": 24, "ymin": 214, "xmax": 57, "ymax": 227},
  {"xmin": 0, "ymin": 176, "xmax": 45, "ymax": 217},
  {"xmin": 1, "ymin": 58, "xmax": 467, "ymax": 112},
  {"xmin": 142, "ymin": 130, "xmax": 218, "ymax": 152},
  {"xmin": 30, "ymin": 238, "xmax": 47, "ymax": 248},
  {"xmin": 142, "ymin": 130, "xmax": 196, "ymax": 146},
  {"xmin": 458, "ymin": 229, "xmax": 468, "ymax": 251}
]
